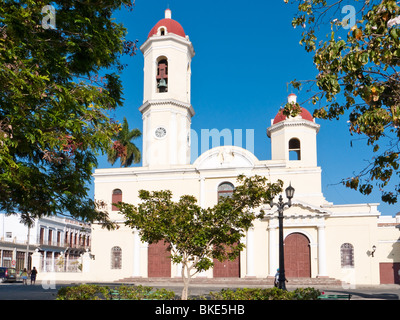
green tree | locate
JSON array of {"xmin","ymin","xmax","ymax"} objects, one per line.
[
  {"xmin": 107, "ymin": 116, "xmax": 141, "ymax": 167},
  {"xmin": 0, "ymin": 0, "xmax": 137, "ymax": 228},
  {"xmin": 284, "ymin": 0, "xmax": 400, "ymax": 204},
  {"xmin": 117, "ymin": 175, "xmax": 283, "ymax": 300}
]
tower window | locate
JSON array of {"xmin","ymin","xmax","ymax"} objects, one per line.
[
  {"xmin": 218, "ymin": 182, "xmax": 234, "ymax": 201},
  {"xmin": 289, "ymin": 138, "xmax": 301, "ymax": 160},
  {"xmin": 112, "ymin": 188, "xmax": 122, "ymax": 211},
  {"xmin": 160, "ymin": 28, "xmax": 165, "ymax": 36},
  {"xmin": 156, "ymin": 58, "xmax": 168, "ymax": 93}
]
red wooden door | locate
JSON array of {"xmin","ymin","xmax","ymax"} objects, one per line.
[
  {"xmin": 148, "ymin": 241, "xmax": 171, "ymax": 277},
  {"xmin": 284, "ymin": 233, "xmax": 311, "ymax": 278},
  {"xmin": 380, "ymin": 263, "xmax": 400, "ymax": 284},
  {"xmin": 213, "ymin": 257, "xmax": 240, "ymax": 278}
]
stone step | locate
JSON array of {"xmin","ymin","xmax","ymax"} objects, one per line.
[{"xmin": 116, "ymin": 277, "xmax": 343, "ymax": 287}]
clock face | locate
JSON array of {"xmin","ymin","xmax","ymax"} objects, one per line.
[{"xmin": 155, "ymin": 126, "xmax": 167, "ymax": 139}]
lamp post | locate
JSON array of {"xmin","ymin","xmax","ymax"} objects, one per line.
[{"xmin": 270, "ymin": 184, "xmax": 295, "ymax": 290}]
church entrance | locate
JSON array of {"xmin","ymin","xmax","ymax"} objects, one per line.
[
  {"xmin": 284, "ymin": 233, "xmax": 311, "ymax": 278},
  {"xmin": 148, "ymin": 241, "xmax": 171, "ymax": 277}
]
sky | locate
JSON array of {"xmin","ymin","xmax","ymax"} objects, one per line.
[{"xmin": 91, "ymin": 0, "xmax": 399, "ymax": 217}]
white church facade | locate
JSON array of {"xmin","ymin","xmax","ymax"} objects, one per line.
[{"xmin": 89, "ymin": 9, "xmax": 400, "ymax": 285}]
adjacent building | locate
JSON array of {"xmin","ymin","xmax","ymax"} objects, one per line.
[{"xmin": 0, "ymin": 213, "xmax": 91, "ymax": 272}]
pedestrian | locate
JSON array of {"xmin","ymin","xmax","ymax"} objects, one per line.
[
  {"xmin": 21, "ymin": 268, "xmax": 28, "ymax": 285},
  {"xmin": 274, "ymin": 269, "xmax": 279, "ymax": 287},
  {"xmin": 274, "ymin": 268, "xmax": 288, "ymax": 288},
  {"xmin": 30, "ymin": 267, "xmax": 37, "ymax": 285}
]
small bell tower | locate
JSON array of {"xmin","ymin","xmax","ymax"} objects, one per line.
[
  {"xmin": 139, "ymin": 9, "xmax": 195, "ymax": 167},
  {"xmin": 267, "ymin": 94, "xmax": 320, "ymax": 167}
]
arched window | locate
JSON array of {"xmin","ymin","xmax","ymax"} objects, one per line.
[
  {"xmin": 156, "ymin": 57, "xmax": 168, "ymax": 93},
  {"xmin": 289, "ymin": 138, "xmax": 301, "ymax": 160},
  {"xmin": 341, "ymin": 243, "xmax": 354, "ymax": 268},
  {"xmin": 218, "ymin": 182, "xmax": 234, "ymax": 201},
  {"xmin": 111, "ymin": 246, "xmax": 122, "ymax": 269},
  {"xmin": 112, "ymin": 189, "xmax": 122, "ymax": 211}
]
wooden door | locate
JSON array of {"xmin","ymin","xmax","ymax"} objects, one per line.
[
  {"xmin": 213, "ymin": 257, "xmax": 240, "ymax": 278},
  {"xmin": 148, "ymin": 241, "xmax": 171, "ymax": 277},
  {"xmin": 380, "ymin": 262, "xmax": 400, "ymax": 284},
  {"xmin": 284, "ymin": 233, "xmax": 311, "ymax": 278}
]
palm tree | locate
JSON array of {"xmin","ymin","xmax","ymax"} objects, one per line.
[{"xmin": 107, "ymin": 117, "xmax": 141, "ymax": 167}]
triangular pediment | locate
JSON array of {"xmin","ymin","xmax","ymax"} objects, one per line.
[{"xmin": 263, "ymin": 200, "xmax": 331, "ymax": 219}]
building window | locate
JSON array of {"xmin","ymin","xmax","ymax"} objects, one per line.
[
  {"xmin": 156, "ymin": 57, "xmax": 168, "ymax": 93},
  {"xmin": 341, "ymin": 243, "xmax": 354, "ymax": 268},
  {"xmin": 48, "ymin": 229, "xmax": 53, "ymax": 246},
  {"xmin": 218, "ymin": 182, "xmax": 235, "ymax": 201},
  {"xmin": 112, "ymin": 189, "xmax": 122, "ymax": 211},
  {"xmin": 111, "ymin": 246, "xmax": 122, "ymax": 269},
  {"xmin": 39, "ymin": 228, "xmax": 45, "ymax": 245},
  {"xmin": 289, "ymin": 138, "xmax": 301, "ymax": 160}
]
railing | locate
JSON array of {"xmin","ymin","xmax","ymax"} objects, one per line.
[
  {"xmin": 37, "ymin": 238, "xmax": 89, "ymax": 249},
  {"xmin": 0, "ymin": 237, "xmax": 30, "ymax": 245},
  {"xmin": 41, "ymin": 257, "xmax": 82, "ymax": 273}
]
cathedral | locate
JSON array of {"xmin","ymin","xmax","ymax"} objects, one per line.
[{"xmin": 89, "ymin": 9, "xmax": 400, "ymax": 285}]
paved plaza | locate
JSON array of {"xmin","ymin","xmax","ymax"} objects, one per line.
[{"xmin": 0, "ymin": 280, "xmax": 398, "ymax": 300}]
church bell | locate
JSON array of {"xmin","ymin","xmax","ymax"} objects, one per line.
[{"xmin": 158, "ymin": 78, "xmax": 168, "ymax": 91}]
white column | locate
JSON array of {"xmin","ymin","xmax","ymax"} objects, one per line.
[
  {"xmin": 317, "ymin": 225, "xmax": 328, "ymax": 277},
  {"xmin": 51, "ymin": 252, "xmax": 55, "ymax": 272},
  {"xmin": 31, "ymin": 249, "xmax": 42, "ymax": 272},
  {"xmin": 146, "ymin": 114, "xmax": 152, "ymax": 166},
  {"xmin": 246, "ymin": 227, "xmax": 255, "ymax": 277},
  {"xmin": 142, "ymin": 114, "xmax": 147, "ymax": 166},
  {"xmin": 170, "ymin": 112, "xmax": 177, "ymax": 165},
  {"xmin": 268, "ymin": 226, "xmax": 277, "ymax": 277},
  {"xmin": 43, "ymin": 250, "xmax": 47, "ymax": 272},
  {"xmin": 199, "ymin": 177, "xmax": 205, "ymax": 208},
  {"xmin": 175, "ymin": 262, "xmax": 182, "ymax": 278},
  {"xmin": 179, "ymin": 113, "xmax": 186, "ymax": 164},
  {"xmin": 197, "ymin": 177, "xmax": 207, "ymax": 277},
  {"xmin": 82, "ymin": 250, "xmax": 92, "ymax": 273},
  {"xmin": 133, "ymin": 229, "xmax": 141, "ymax": 277}
]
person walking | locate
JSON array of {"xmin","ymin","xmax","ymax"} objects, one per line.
[
  {"xmin": 30, "ymin": 267, "xmax": 37, "ymax": 285},
  {"xmin": 21, "ymin": 268, "xmax": 28, "ymax": 285},
  {"xmin": 274, "ymin": 269, "xmax": 279, "ymax": 287}
]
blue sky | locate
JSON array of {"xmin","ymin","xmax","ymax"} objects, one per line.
[{"xmin": 92, "ymin": 0, "xmax": 398, "ymax": 216}]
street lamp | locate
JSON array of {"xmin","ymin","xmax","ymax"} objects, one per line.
[{"xmin": 270, "ymin": 183, "xmax": 295, "ymax": 290}]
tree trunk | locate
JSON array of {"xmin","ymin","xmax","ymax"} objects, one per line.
[{"xmin": 181, "ymin": 264, "xmax": 190, "ymax": 300}]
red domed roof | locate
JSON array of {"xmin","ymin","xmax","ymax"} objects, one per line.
[
  {"xmin": 148, "ymin": 18, "xmax": 186, "ymax": 39},
  {"xmin": 272, "ymin": 94, "xmax": 314, "ymax": 124},
  {"xmin": 273, "ymin": 107, "xmax": 314, "ymax": 124}
]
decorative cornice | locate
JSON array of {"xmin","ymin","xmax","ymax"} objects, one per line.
[
  {"xmin": 140, "ymin": 33, "xmax": 195, "ymax": 58},
  {"xmin": 139, "ymin": 99, "xmax": 195, "ymax": 117},
  {"xmin": 267, "ymin": 119, "xmax": 320, "ymax": 137}
]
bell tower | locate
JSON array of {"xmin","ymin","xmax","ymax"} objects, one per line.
[
  {"xmin": 267, "ymin": 94, "xmax": 320, "ymax": 167},
  {"xmin": 139, "ymin": 9, "xmax": 195, "ymax": 167}
]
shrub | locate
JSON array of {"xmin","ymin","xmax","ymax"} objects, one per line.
[
  {"xmin": 209, "ymin": 287, "xmax": 320, "ymax": 300},
  {"xmin": 56, "ymin": 284, "xmax": 176, "ymax": 300},
  {"xmin": 56, "ymin": 284, "xmax": 110, "ymax": 300},
  {"xmin": 292, "ymin": 287, "xmax": 321, "ymax": 300},
  {"xmin": 116, "ymin": 285, "xmax": 176, "ymax": 300}
]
